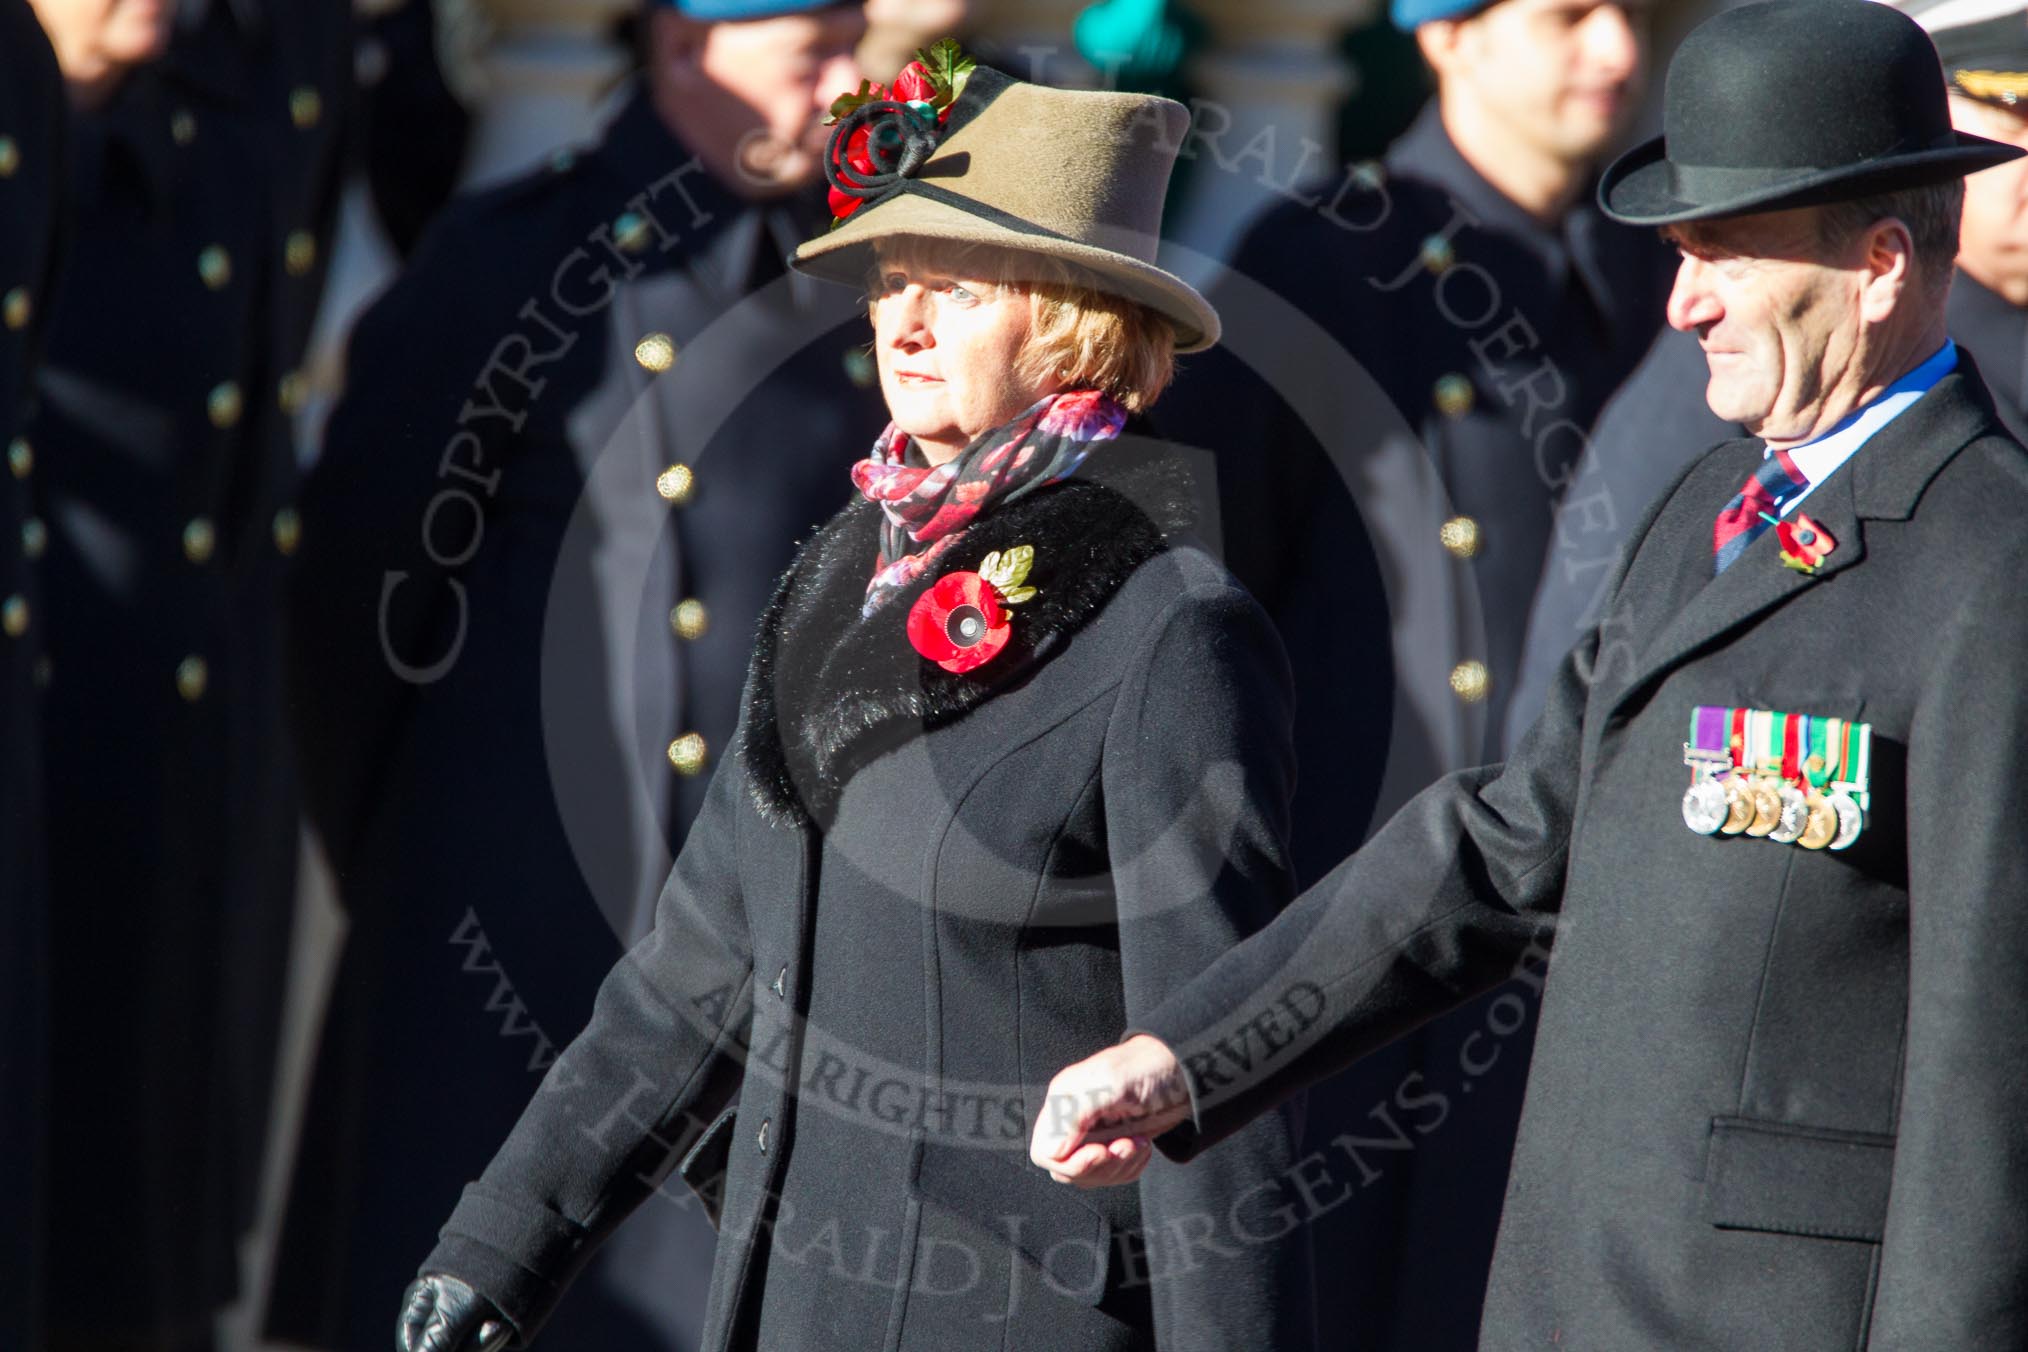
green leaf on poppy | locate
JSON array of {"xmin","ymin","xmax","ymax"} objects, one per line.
[
  {"xmin": 914, "ymin": 38, "xmax": 976, "ymax": 111},
  {"xmin": 826, "ymin": 79, "xmax": 881, "ymax": 125},
  {"xmin": 981, "ymin": 543, "xmax": 1034, "ymax": 593},
  {"xmin": 1000, "ymin": 585, "xmax": 1038, "ymax": 605}
]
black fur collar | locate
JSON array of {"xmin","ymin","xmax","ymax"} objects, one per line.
[{"xmin": 739, "ymin": 448, "xmax": 1197, "ymax": 829}]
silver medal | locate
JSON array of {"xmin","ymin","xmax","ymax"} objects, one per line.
[{"xmin": 1682, "ymin": 778, "xmax": 1729, "ymax": 835}]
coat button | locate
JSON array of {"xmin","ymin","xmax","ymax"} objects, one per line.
[
  {"xmin": 771, "ymin": 966, "xmax": 787, "ymax": 999},
  {"xmin": 756, "ymin": 1118, "xmax": 771, "ymax": 1154},
  {"xmin": 3, "ymin": 287, "xmax": 30, "ymax": 330},
  {"xmin": 1449, "ymin": 660, "xmax": 1490, "ymax": 704},
  {"xmin": 1, "ymin": 594, "xmax": 27, "ymax": 639},
  {"xmin": 614, "ymin": 211, "xmax": 653, "ymax": 254},
  {"xmin": 273, "ymin": 507, "xmax": 302, "ymax": 556},
  {"xmin": 670, "ymin": 598, "xmax": 708, "ymax": 641},
  {"xmin": 278, "ymin": 370, "xmax": 306, "ymax": 415},
  {"xmin": 7, "ymin": 437, "xmax": 30, "ymax": 479},
  {"xmin": 1419, "ymin": 234, "xmax": 1455, "ymax": 274},
  {"xmin": 655, "ymin": 463, "xmax": 695, "ymax": 505},
  {"xmin": 842, "ymin": 348, "xmax": 877, "ymax": 388},
  {"xmin": 208, "ymin": 381, "xmax": 243, "ymax": 429},
  {"xmin": 176, "ymin": 655, "xmax": 209, "ymax": 702},
  {"xmin": 289, "ymin": 86, "xmax": 323, "ymax": 129},
  {"xmin": 667, "ymin": 733, "xmax": 708, "ymax": 776},
  {"xmin": 634, "ymin": 332, "xmax": 676, "ymax": 372},
  {"xmin": 197, "ymin": 245, "xmax": 232, "ymax": 290},
  {"xmin": 1433, "ymin": 373, "xmax": 1473, "ymax": 420},
  {"xmin": 21, "ymin": 517, "xmax": 46, "ymax": 559},
  {"xmin": 284, "ymin": 230, "xmax": 318, "ymax": 277},
  {"xmin": 170, "ymin": 108, "xmax": 197, "ymax": 145},
  {"xmin": 182, "ymin": 517, "xmax": 216, "ymax": 564},
  {"xmin": 0, "ymin": 136, "xmax": 19, "ymax": 177},
  {"xmin": 1439, "ymin": 515, "xmax": 1481, "ymax": 559}
]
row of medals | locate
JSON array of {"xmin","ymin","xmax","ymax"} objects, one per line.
[{"xmin": 1681, "ymin": 756, "xmax": 1864, "ymax": 851}]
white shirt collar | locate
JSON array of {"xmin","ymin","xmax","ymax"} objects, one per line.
[{"xmin": 1771, "ymin": 340, "xmax": 1957, "ymax": 514}]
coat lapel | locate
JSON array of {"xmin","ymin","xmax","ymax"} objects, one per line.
[
  {"xmin": 1607, "ymin": 365, "xmax": 2001, "ymax": 714},
  {"xmin": 740, "ymin": 449, "xmax": 1196, "ymax": 829}
]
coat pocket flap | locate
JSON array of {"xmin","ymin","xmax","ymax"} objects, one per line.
[
  {"xmin": 1704, "ymin": 1116, "xmax": 1895, "ymax": 1242},
  {"xmin": 910, "ymin": 1139, "xmax": 1113, "ymax": 1304}
]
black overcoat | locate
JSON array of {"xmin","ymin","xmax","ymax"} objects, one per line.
[
  {"xmin": 1140, "ymin": 363, "xmax": 2028, "ymax": 1349},
  {"xmin": 268, "ymin": 90, "xmax": 886, "ymax": 1350},
  {"xmin": 32, "ymin": 2, "xmax": 351, "ymax": 1340},
  {"xmin": 421, "ymin": 454, "xmax": 1318, "ymax": 1351},
  {"xmin": 0, "ymin": 4, "xmax": 63, "ymax": 1345}
]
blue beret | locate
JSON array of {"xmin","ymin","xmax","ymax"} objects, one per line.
[
  {"xmin": 1389, "ymin": 0, "xmax": 1494, "ymax": 30},
  {"xmin": 648, "ymin": 0, "xmax": 845, "ymax": 17}
]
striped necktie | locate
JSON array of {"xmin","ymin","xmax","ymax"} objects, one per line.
[{"xmin": 1713, "ymin": 449, "xmax": 1810, "ymax": 573}]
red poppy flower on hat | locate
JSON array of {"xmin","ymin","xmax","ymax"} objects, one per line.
[{"xmin": 908, "ymin": 571, "xmax": 1010, "ymax": 673}]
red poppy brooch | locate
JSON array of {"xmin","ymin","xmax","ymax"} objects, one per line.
[
  {"xmin": 907, "ymin": 546, "xmax": 1038, "ymax": 674},
  {"xmin": 1776, "ymin": 512, "xmax": 1836, "ymax": 574},
  {"xmin": 823, "ymin": 39, "xmax": 976, "ymax": 228}
]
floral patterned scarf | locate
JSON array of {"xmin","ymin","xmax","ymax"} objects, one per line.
[{"xmin": 851, "ymin": 388, "xmax": 1127, "ymax": 615}]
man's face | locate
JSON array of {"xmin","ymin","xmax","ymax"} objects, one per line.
[
  {"xmin": 1663, "ymin": 208, "xmax": 1863, "ymax": 438},
  {"xmin": 1949, "ymin": 93, "xmax": 2028, "ymax": 304},
  {"xmin": 1442, "ymin": 0, "xmax": 1649, "ymax": 163},
  {"xmin": 27, "ymin": 0, "xmax": 172, "ymax": 89},
  {"xmin": 658, "ymin": 5, "xmax": 869, "ymax": 197}
]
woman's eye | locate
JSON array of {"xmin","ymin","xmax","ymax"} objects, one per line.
[{"xmin": 946, "ymin": 284, "xmax": 978, "ymax": 304}]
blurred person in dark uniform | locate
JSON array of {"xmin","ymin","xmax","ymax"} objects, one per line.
[
  {"xmin": 1149, "ymin": 0, "xmax": 1669, "ymax": 1345},
  {"xmin": 27, "ymin": 0, "xmax": 355, "ymax": 1348},
  {"xmin": 1514, "ymin": 0, "xmax": 2028, "ymax": 734},
  {"xmin": 265, "ymin": 3, "xmax": 883, "ymax": 1348},
  {"xmin": 0, "ymin": 6, "xmax": 66, "ymax": 1350}
]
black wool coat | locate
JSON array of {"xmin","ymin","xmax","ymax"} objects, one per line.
[
  {"xmin": 1139, "ymin": 364, "xmax": 2028, "ymax": 1349},
  {"xmin": 423, "ymin": 453, "xmax": 1318, "ymax": 1351}
]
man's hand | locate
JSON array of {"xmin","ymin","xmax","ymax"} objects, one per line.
[
  {"xmin": 1027, "ymin": 1034, "xmax": 1192, "ymax": 1188},
  {"xmin": 397, "ymin": 1273, "xmax": 513, "ymax": 1352}
]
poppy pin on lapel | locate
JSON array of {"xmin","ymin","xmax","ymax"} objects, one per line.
[
  {"xmin": 1775, "ymin": 512, "xmax": 1836, "ymax": 574},
  {"xmin": 907, "ymin": 546, "xmax": 1038, "ymax": 673}
]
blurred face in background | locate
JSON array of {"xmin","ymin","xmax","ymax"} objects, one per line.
[
  {"xmin": 28, "ymin": 0, "xmax": 172, "ymax": 103},
  {"xmin": 1424, "ymin": 0, "xmax": 1649, "ymax": 167},
  {"xmin": 649, "ymin": 3, "xmax": 869, "ymax": 199},
  {"xmin": 1950, "ymin": 93, "xmax": 2028, "ymax": 305}
]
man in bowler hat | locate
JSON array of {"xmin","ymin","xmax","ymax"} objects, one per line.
[
  {"xmin": 265, "ymin": 4, "xmax": 882, "ymax": 1349},
  {"xmin": 1035, "ymin": 2, "xmax": 2028, "ymax": 1346}
]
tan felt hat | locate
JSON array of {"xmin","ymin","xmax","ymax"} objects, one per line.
[{"xmin": 792, "ymin": 67, "xmax": 1221, "ymax": 353}]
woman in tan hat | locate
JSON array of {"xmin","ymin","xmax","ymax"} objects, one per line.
[{"xmin": 396, "ymin": 45, "xmax": 1314, "ymax": 1352}]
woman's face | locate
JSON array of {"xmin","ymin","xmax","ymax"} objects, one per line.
[{"xmin": 869, "ymin": 243, "xmax": 1065, "ymax": 463}]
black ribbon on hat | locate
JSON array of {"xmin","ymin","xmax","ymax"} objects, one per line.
[{"xmin": 824, "ymin": 99, "xmax": 944, "ymax": 206}]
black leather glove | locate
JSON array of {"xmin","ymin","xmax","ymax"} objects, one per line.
[{"xmin": 397, "ymin": 1273, "xmax": 514, "ymax": 1352}]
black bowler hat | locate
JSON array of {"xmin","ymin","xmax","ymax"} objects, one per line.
[{"xmin": 1600, "ymin": 0, "xmax": 2025, "ymax": 225}]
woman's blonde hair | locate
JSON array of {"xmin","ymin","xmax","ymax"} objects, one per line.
[{"xmin": 869, "ymin": 238, "xmax": 1178, "ymax": 413}]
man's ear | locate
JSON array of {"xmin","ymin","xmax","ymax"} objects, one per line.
[
  {"xmin": 1415, "ymin": 19, "xmax": 1469, "ymax": 79},
  {"xmin": 647, "ymin": 8, "xmax": 709, "ymax": 90},
  {"xmin": 1858, "ymin": 216, "xmax": 1916, "ymax": 325}
]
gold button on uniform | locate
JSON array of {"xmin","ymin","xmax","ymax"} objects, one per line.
[
  {"xmin": 176, "ymin": 655, "xmax": 209, "ymax": 702},
  {"xmin": 1439, "ymin": 515, "xmax": 1482, "ymax": 559},
  {"xmin": 182, "ymin": 517, "xmax": 216, "ymax": 564},
  {"xmin": 273, "ymin": 507, "xmax": 302, "ymax": 556},
  {"xmin": 170, "ymin": 109, "xmax": 197, "ymax": 145},
  {"xmin": 1449, "ymin": 660, "xmax": 1490, "ymax": 704},
  {"xmin": 285, "ymin": 230, "xmax": 317, "ymax": 277},
  {"xmin": 7, "ymin": 437, "xmax": 30, "ymax": 479},
  {"xmin": 21, "ymin": 517, "xmax": 46, "ymax": 559},
  {"xmin": 1, "ymin": 595, "xmax": 26, "ymax": 639},
  {"xmin": 667, "ymin": 732, "xmax": 708, "ymax": 776},
  {"xmin": 1433, "ymin": 373, "xmax": 1474, "ymax": 420},
  {"xmin": 656, "ymin": 463, "xmax": 695, "ymax": 505},
  {"xmin": 1420, "ymin": 234, "xmax": 1455, "ymax": 274},
  {"xmin": 634, "ymin": 332, "xmax": 676, "ymax": 372},
  {"xmin": 614, "ymin": 211, "xmax": 652, "ymax": 254},
  {"xmin": 671, "ymin": 598, "xmax": 709, "ymax": 641},
  {"xmin": 0, "ymin": 136, "xmax": 18, "ymax": 178},
  {"xmin": 208, "ymin": 381, "xmax": 243, "ymax": 429},
  {"xmin": 278, "ymin": 370, "xmax": 306, "ymax": 415},
  {"xmin": 197, "ymin": 245, "xmax": 232, "ymax": 290},
  {"xmin": 289, "ymin": 87, "xmax": 322, "ymax": 129},
  {"xmin": 3, "ymin": 287, "xmax": 30, "ymax": 330}
]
